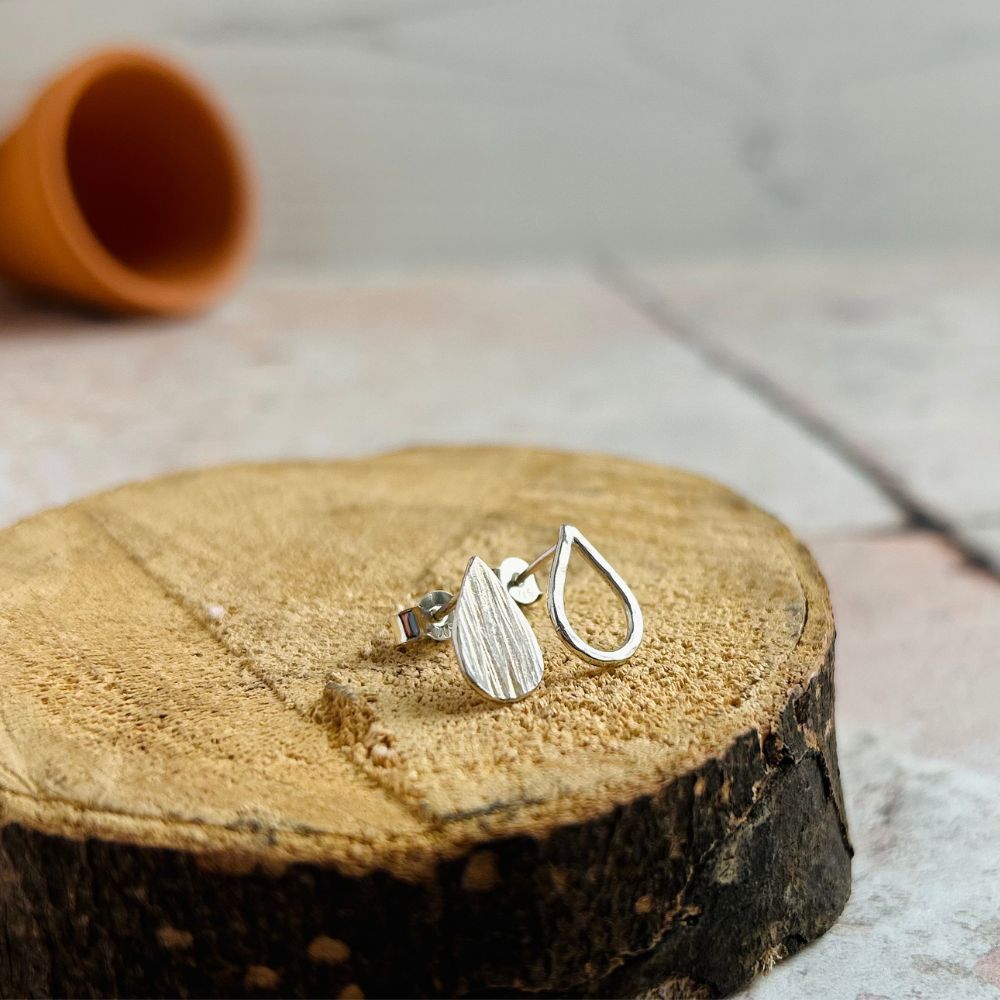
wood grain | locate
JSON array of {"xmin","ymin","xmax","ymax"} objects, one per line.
[{"xmin": 0, "ymin": 446, "xmax": 850, "ymax": 997}]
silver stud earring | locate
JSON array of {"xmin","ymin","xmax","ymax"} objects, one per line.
[
  {"xmin": 391, "ymin": 525, "xmax": 643, "ymax": 703},
  {"xmin": 393, "ymin": 555, "xmax": 544, "ymax": 703}
]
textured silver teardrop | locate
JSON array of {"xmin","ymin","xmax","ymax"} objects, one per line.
[
  {"xmin": 547, "ymin": 524, "xmax": 644, "ymax": 665},
  {"xmin": 452, "ymin": 556, "xmax": 544, "ymax": 703}
]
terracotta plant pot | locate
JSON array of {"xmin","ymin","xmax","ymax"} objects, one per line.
[{"xmin": 0, "ymin": 48, "xmax": 254, "ymax": 316}]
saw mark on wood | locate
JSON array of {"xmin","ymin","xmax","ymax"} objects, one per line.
[{"xmin": 80, "ymin": 506, "xmax": 296, "ymax": 707}]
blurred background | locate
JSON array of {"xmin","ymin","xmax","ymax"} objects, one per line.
[
  {"xmin": 1, "ymin": 3, "xmax": 999, "ymax": 999},
  {"xmin": 4, "ymin": 0, "xmax": 1000, "ymax": 268}
]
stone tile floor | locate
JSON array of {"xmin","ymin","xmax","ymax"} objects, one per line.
[{"xmin": 1, "ymin": 256, "xmax": 998, "ymax": 999}]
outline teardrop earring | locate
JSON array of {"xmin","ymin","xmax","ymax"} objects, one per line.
[
  {"xmin": 517, "ymin": 524, "xmax": 644, "ymax": 666},
  {"xmin": 391, "ymin": 525, "xmax": 643, "ymax": 703}
]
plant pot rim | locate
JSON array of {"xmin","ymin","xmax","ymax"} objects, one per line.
[{"xmin": 26, "ymin": 46, "xmax": 254, "ymax": 315}]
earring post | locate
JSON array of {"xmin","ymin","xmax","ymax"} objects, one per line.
[
  {"xmin": 429, "ymin": 592, "xmax": 458, "ymax": 620},
  {"xmin": 512, "ymin": 543, "xmax": 557, "ymax": 586}
]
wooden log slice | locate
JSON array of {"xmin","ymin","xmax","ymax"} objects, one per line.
[{"xmin": 0, "ymin": 447, "xmax": 851, "ymax": 998}]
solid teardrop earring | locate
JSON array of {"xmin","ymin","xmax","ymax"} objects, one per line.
[{"xmin": 391, "ymin": 556, "xmax": 544, "ymax": 703}]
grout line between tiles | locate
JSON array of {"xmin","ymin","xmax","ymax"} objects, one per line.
[{"xmin": 594, "ymin": 258, "xmax": 1000, "ymax": 579}]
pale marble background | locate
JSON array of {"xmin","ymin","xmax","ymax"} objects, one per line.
[{"xmin": 3, "ymin": 0, "xmax": 1000, "ymax": 267}]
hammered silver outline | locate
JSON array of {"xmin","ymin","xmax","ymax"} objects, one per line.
[{"xmin": 547, "ymin": 524, "xmax": 643, "ymax": 666}]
